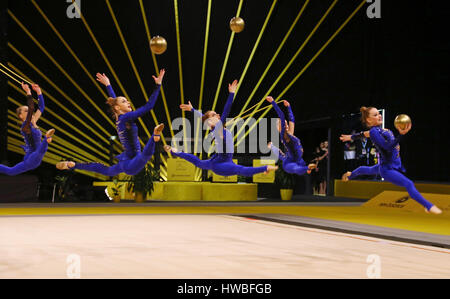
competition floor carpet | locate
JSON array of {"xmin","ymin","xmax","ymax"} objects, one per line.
[{"xmin": 0, "ymin": 202, "xmax": 449, "ymax": 278}]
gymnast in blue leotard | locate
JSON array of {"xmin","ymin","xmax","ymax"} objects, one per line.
[
  {"xmin": 56, "ymin": 70, "xmax": 165, "ymax": 176},
  {"xmin": 266, "ymin": 96, "xmax": 316, "ymax": 176},
  {"xmin": 0, "ymin": 83, "xmax": 55, "ymax": 176},
  {"xmin": 340, "ymin": 106, "xmax": 442, "ymax": 214},
  {"xmin": 164, "ymin": 80, "xmax": 278, "ymax": 177}
]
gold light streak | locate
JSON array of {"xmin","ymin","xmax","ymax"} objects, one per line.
[
  {"xmin": 235, "ymin": 0, "xmax": 367, "ymax": 148},
  {"xmin": 232, "ymin": 0, "xmax": 339, "ymax": 144},
  {"xmin": 138, "ymin": 0, "xmax": 175, "ymax": 140}
]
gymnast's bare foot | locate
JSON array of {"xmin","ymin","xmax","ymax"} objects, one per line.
[
  {"xmin": 46, "ymin": 128, "xmax": 55, "ymax": 143},
  {"xmin": 342, "ymin": 171, "xmax": 351, "ymax": 181},
  {"xmin": 163, "ymin": 145, "xmax": 178, "ymax": 154},
  {"xmin": 306, "ymin": 163, "xmax": 316, "ymax": 174},
  {"xmin": 264, "ymin": 165, "xmax": 278, "ymax": 174},
  {"xmin": 153, "ymin": 123, "xmax": 164, "ymax": 142},
  {"xmin": 426, "ymin": 205, "xmax": 442, "ymax": 215},
  {"xmin": 56, "ymin": 161, "xmax": 75, "ymax": 170}
]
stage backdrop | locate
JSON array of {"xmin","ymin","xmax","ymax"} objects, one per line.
[{"xmin": 4, "ymin": 0, "xmax": 449, "ymax": 185}]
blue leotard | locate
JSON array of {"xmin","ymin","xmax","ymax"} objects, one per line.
[
  {"xmin": 269, "ymin": 101, "xmax": 309, "ymax": 175},
  {"xmin": 171, "ymin": 92, "xmax": 268, "ymax": 177},
  {"xmin": 71, "ymin": 84, "xmax": 161, "ymax": 176},
  {"xmin": 1, "ymin": 94, "xmax": 48, "ymax": 175},
  {"xmin": 349, "ymin": 126, "xmax": 433, "ymax": 210}
]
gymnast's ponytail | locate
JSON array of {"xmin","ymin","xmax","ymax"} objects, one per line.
[
  {"xmin": 360, "ymin": 106, "xmax": 375, "ymax": 126},
  {"xmin": 202, "ymin": 111, "xmax": 213, "ymax": 123},
  {"xmin": 106, "ymin": 97, "xmax": 118, "ymax": 119}
]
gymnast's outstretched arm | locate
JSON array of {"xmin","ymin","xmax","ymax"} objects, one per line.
[
  {"xmin": 31, "ymin": 83, "xmax": 44, "ymax": 124},
  {"xmin": 266, "ymin": 96, "xmax": 286, "ymax": 136},
  {"xmin": 339, "ymin": 131, "xmax": 370, "ymax": 142},
  {"xmin": 220, "ymin": 80, "xmax": 237, "ymax": 125},
  {"xmin": 118, "ymin": 70, "xmax": 165, "ymax": 122},
  {"xmin": 180, "ymin": 100, "xmax": 204, "ymax": 118},
  {"xmin": 283, "ymin": 100, "xmax": 295, "ymax": 136},
  {"xmin": 20, "ymin": 82, "xmax": 34, "ymax": 135},
  {"xmin": 96, "ymin": 72, "xmax": 117, "ymax": 98}
]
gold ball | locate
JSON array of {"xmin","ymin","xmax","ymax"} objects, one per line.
[
  {"xmin": 394, "ymin": 114, "xmax": 411, "ymax": 130},
  {"xmin": 150, "ymin": 36, "xmax": 167, "ymax": 55},
  {"xmin": 230, "ymin": 17, "xmax": 245, "ymax": 33}
]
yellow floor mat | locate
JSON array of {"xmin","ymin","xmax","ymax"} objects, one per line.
[{"xmin": 1, "ymin": 205, "xmax": 449, "ymax": 236}]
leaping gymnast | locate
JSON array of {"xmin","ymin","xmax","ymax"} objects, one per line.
[
  {"xmin": 0, "ymin": 82, "xmax": 55, "ymax": 175},
  {"xmin": 164, "ymin": 80, "xmax": 278, "ymax": 177},
  {"xmin": 56, "ymin": 70, "xmax": 165, "ymax": 176},
  {"xmin": 266, "ymin": 96, "xmax": 316, "ymax": 175},
  {"xmin": 339, "ymin": 106, "xmax": 442, "ymax": 214}
]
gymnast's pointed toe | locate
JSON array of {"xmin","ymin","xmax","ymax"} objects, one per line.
[
  {"xmin": 154, "ymin": 123, "xmax": 164, "ymax": 135},
  {"xmin": 46, "ymin": 128, "xmax": 55, "ymax": 138},
  {"xmin": 56, "ymin": 161, "xmax": 75, "ymax": 170},
  {"xmin": 163, "ymin": 145, "xmax": 172, "ymax": 153},
  {"xmin": 341, "ymin": 172, "xmax": 351, "ymax": 181},
  {"xmin": 427, "ymin": 205, "xmax": 442, "ymax": 215}
]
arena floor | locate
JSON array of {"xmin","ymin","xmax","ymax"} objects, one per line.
[{"xmin": 0, "ymin": 203, "xmax": 449, "ymax": 279}]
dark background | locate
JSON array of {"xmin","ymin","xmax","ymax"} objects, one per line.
[{"xmin": 1, "ymin": 0, "xmax": 449, "ymax": 198}]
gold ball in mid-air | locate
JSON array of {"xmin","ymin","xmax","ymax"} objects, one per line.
[
  {"xmin": 230, "ymin": 17, "xmax": 245, "ymax": 33},
  {"xmin": 394, "ymin": 114, "xmax": 411, "ymax": 130},
  {"xmin": 150, "ymin": 36, "xmax": 167, "ymax": 55}
]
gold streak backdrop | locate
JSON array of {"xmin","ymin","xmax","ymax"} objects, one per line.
[
  {"xmin": 0, "ymin": 66, "xmax": 23, "ymax": 84},
  {"xmin": 204, "ymin": 0, "xmax": 278, "ymax": 158},
  {"xmin": 233, "ymin": 0, "xmax": 277, "ymax": 97},
  {"xmin": 5, "ymin": 0, "xmax": 365, "ymax": 181},
  {"xmin": 8, "ymin": 81, "xmax": 110, "ymax": 156},
  {"xmin": 7, "ymin": 1, "xmax": 169, "ymax": 177},
  {"xmin": 7, "ymin": 44, "xmax": 114, "ymax": 148},
  {"xmin": 7, "ymin": 129, "xmax": 98, "ymax": 172},
  {"xmin": 7, "ymin": 106, "xmax": 107, "ymax": 163},
  {"xmin": 228, "ymin": 0, "xmax": 310, "ymax": 132},
  {"xmin": 7, "ymin": 11, "xmax": 116, "ymax": 143},
  {"xmin": 173, "ymin": 0, "xmax": 188, "ymax": 153},
  {"xmin": 193, "ymin": 0, "xmax": 213, "ymax": 181},
  {"xmin": 139, "ymin": 0, "xmax": 175, "ymax": 141},
  {"xmin": 105, "ymin": 0, "xmax": 169, "ymax": 148},
  {"xmin": 30, "ymin": 0, "xmax": 118, "ymax": 130},
  {"xmin": 99, "ymin": 0, "xmax": 168, "ymax": 169},
  {"xmin": 7, "ymin": 124, "xmax": 89, "ymax": 163},
  {"xmin": 69, "ymin": 0, "xmax": 150, "ymax": 153},
  {"xmin": 232, "ymin": 0, "xmax": 339, "ymax": 144},
  {"xmin": 0, "ymin": 62, "xmax": 32, "ymax": 84},
  {"xmin": 72, "ymin": 0, "xmax": 167, "ymax": 176},
  {"xmin": 200, "ymin": 0, "xmax": 244, "ymax": 161},
  {"xmin": 235, "ymin": 0, "xmax": 368, "ymax": 147}
]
